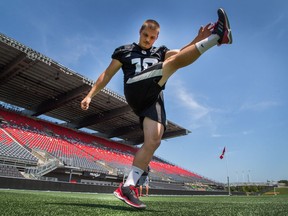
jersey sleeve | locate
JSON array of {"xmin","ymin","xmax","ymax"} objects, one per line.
[
  {"xmin": 159, "ymin": 45, "xmax": 169, "ymax": 61},
  {"xmin": 111, "ymin": 46, "xmax": 124, "ymax": 62},
  {"xmin": 111, "ymin": 44, "xmax": 133, "ymax": 63}
]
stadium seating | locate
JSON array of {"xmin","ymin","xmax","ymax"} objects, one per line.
[
  {"xmin": 0, "ymin": 164, "xmax": 24, "ymax": 178},
  {"xmin": 0, "ymin": 128, "xmax": 38, "ymax": 163},
  {"xmin": 0, "ymin": 108, "xmax": 214, "ymax": 184}
]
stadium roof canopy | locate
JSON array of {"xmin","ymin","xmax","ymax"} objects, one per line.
[{"xmin": 0, "ymin": 33, "xmax": 190, "ymax": 145}]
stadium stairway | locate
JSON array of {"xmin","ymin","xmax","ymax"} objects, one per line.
[{"xmin": 25, "ymin": 158, "xmax": 62, "ymax": 179}]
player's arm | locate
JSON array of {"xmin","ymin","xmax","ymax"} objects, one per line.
[
  {"xmin": 81, "ymin": 59, "xmax": 122, "ymax": 110},
  {"xmin": 164, "ymin": 23, "xmax": 213, "ymax": 60},
  {"xmin": 180, "ymin": 23, "xmax": 213, "ymax": 51}
]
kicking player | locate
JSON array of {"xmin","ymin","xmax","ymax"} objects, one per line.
[{"xmin": 81, "ymin": 8, "xmax": 232, "ymax": 209}]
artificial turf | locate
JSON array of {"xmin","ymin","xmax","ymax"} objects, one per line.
[{"xmin": 0, "ymin": 189, "xmax": 288, "ymax": 216}]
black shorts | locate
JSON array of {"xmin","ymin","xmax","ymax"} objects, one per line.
[{"xmin": 124, "ymin": 63, "xmax": 167, "ymax": 128}]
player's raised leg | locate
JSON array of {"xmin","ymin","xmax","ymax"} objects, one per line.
[
  {"xmin": 158, "ymin": 8, "xmax": 232, "ymax": 87},
  {"xmin": 213, "ymin": 8, "xmax": 233, "ymax": 45}
]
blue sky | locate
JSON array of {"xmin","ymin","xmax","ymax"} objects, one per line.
[{"xmin": 1, "ymin": 0, "xmax": 287, "ymax": 183}]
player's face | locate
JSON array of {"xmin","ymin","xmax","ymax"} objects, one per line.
[{"xmin": 139, "ymin": 27, "xmax": 159, "ymax": 49}]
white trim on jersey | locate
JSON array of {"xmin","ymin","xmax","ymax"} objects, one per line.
[{"xmin": 126, "ymin": 69, "xmax": 162, "ymax": 84}]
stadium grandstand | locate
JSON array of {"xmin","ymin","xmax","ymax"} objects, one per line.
[{"xmin": 0, "ymin": 32, "xmax": 226, "ymax": 195}]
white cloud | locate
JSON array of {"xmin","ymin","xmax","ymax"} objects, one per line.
[
  {"xmin": 265, "ymin": 13, "xmax": 286, "ymax": 40},
  {"xmin": 177, "ymin": 87, "xmax": 210, "ymax": 120},
  {"xmin": 166, "ymin": 78, "xmax": 215, "ymax": 130},
  {"xmin": 211, "ymin": 133, "xmax": 226, "ymax": 138},
  {"xmin": 242, "ymin": 130, "xmax": 254, "ymax": 135},
  {"xmin": 60, "ymin": 34, "xmax": 99, "ymax": 64},
  {"xmin": 168, "ymin": 78, "xmax": 211, "ymax": 120},
  {"xmin": 212, "ymin": 130, "xmax": 254, "ymax": 138},
  {"xmin": 240, "ymin": 101, "xmax": 280, "ymax": 112}
]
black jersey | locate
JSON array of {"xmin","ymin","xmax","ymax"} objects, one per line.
[{"xmin": 111, "ymin": 43, "xmax": 169, "ymax": 83}]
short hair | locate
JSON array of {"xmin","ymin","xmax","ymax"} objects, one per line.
[{"xmin": 140, "ymin": 19, "xmax": 160, "ymax": 32}]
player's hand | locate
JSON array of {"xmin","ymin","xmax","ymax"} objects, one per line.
[
  {"xmin": 197, "ymin": 23, "xmax": 214, "ymax": 40},
  {"xmin": 81, "ymin": 97, "xmax": 91, "ymax": 110}
]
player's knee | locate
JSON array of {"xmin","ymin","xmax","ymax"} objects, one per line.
[
  {"xmin": 166, "ymin": 54, "xmax": 183, "ymax": 68},
  {"xmin": 143, "ymin": 138, "xmax": 161, "ymax": 153},
  {"xmin": 148, "ymin": 137, "xmax": 161, "ymax": 150},
  {"xmin": 153, "ymin": 140, "xmax": 161, "ymax": 149}
]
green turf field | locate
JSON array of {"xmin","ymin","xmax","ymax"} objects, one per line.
[{"xmin": 0, "ymin": 189, "xmax": 288, "ymax": 216}]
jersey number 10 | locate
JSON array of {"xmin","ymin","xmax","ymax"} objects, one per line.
[{"xmin": 132, "ymin": 58, "xmax": 158, "ymax": 73}]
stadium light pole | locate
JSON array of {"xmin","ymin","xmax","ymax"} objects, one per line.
[
  {"xmin": 224, "ymin": 150, "xmax": 231, "ymax": 196},
  {"xmin": 248, "ymin": 170, "xmax": 251, "ymax": 183}
]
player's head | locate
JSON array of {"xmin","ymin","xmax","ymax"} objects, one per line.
[{"xmin": 138, "ymin": 19, "xmax": 160, "ymax": 49}]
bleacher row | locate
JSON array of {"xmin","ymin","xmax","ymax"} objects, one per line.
[
  {"xmin": 0, "ymin": 164, "xmax": 24, "ymax": 178},
  {"xmin": 0, "ymin": 129, "xmax": 38, "ymax": 163},
  {"xmin": 0, "ymin": 108, "xmax": 212, "ymax": 184}
]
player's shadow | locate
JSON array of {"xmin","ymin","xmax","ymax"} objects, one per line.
[{"xmin": 47, "ymin": 202, "xmax": 163, "ymax": 213}]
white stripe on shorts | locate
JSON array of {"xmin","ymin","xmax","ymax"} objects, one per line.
[{"xmin": 126, "ymin": 69, "xmax": 162, "ymax": 84}]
